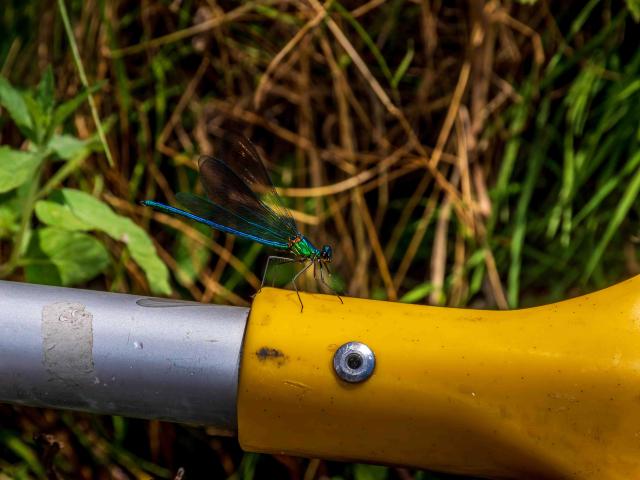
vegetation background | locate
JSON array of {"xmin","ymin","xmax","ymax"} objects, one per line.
[{"xmin": 1, "ymin": 0, "xmax": 639, "ymax": 478}]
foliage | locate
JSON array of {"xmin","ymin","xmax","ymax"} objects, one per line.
[
  {"xmin": 0, "ymin": 69, "xmax": 169, "ymax": 293},
  {"xmin": 492, "ymin": 8, "xmax": 640, "ymax": 306}
]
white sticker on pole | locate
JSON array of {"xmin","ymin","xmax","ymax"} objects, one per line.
[{"xmin": 42, "ymin": 302, "xmax": 95, "ymax": 384}]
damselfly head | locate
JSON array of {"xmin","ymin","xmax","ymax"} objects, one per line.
[{"xmin": 320, "ymin": 245, "xmax": 333, "ymax": 262}]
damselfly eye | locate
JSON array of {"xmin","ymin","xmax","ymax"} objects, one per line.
[{"xmin": 321, "ymin": 245, "xmax": 333, "ymax": 261}]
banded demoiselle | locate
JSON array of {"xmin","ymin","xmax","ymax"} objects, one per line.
[{"xmin": 141, "ymin": 132, "xmax": 342, "ymax": 311}]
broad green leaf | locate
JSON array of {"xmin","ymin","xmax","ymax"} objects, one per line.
[
  {"xmin": 0, "ymin": 76, "xmax": 34, "ymax": 140},
  {"xmin": 23, "ymin": 253, "xmax": 62, "ymax": 286},
  {"xmin": 48, "ymin": 134, "xmax": 96, "ymax": 160},
  {"xmin": 25, "ymin": 227, "xmax": 110, "ymax": 286},
  {"xmin": 55, "ymin": 189, "xmax": 120, "ymax": 225},
  {"xmin": 119, "ymin": 225, "xmax": 171, "ymax": 294},
  {"xmin": 35, "ymin": 200, "xmax": 92, "ymax": 231},
  {"xmin": 52, "ymin": 189, "xmax": 171, "ymax": 294},
  {"xmin": 0, "ymin": 147, "xmax": 41, "ymax": 193},
  {"xmin": 0, "ymin": 201, "xmax": 18, "ymax": 239}
]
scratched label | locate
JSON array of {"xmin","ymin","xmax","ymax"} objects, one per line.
[{"xmin": 42, "ymin": 302, "xmax": 95, "ymax": 386}]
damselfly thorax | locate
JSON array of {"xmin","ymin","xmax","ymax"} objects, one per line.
[{"xmin": 287, "ymin": 234, "xmax": 333, "ymax": 263}]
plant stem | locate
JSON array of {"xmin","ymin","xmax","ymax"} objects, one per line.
[
  {"xmin": 36, "ymin": 149, "xmax": 88, "ymax": 201},
  {"xmin": 0, "ymin": 162, "xmax": 44, "ymax": 278}
]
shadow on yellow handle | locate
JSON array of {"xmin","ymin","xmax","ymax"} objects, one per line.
[{"xmin": 238, "ymin": 277, "xmax": 640, "ymax": 480}]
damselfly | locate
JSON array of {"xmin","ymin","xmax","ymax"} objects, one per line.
[{"xmin": 141, "ymin": 132, "xmax": 342, "ymax": 311}]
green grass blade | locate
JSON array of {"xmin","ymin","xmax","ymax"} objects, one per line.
[
  {"xmin": 583, "ymin": 150, "xmax": 640, "ymax": 282},
  {"xmin": 391, "ymin": 41, "xmax": 414, "ymax": 89},
  {"xmin": 56, "ymin": 0, "xmax": 114, "ymax": 167},
  {"xmin": 333, "ymin": 1, "xmax": 393, "ymax": 83}
]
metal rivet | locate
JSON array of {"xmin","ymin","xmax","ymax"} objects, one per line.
[{"xmin": 333, "ymin": 342, "xmax": 375, "ymax": 383}]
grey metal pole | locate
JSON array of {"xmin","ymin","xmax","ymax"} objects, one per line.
[{"xmin": 0, "ymin": 280, "xmax": 248, "ymax": 434}]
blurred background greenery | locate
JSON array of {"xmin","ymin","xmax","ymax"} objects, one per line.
[{"xmin": 1, "ymin": 0, "xmax": 639, "ymax": 478}]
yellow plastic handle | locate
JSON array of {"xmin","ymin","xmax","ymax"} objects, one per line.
[{"xmin": 238, "ymin": 277, "xmax": 640, "ymax": 480}]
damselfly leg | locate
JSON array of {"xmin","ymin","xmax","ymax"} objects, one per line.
[
  {"xmin": 318, "ymin": 262, "xmax": 344, "ymax": 304},
  {"xmin": 261, "ymin": 255, "xmax": 296, "ymax": 290},
  {"xmin": 259, "ymin": 255, "xmax": 342, "ymax": 311},
  {"xmin": 290, "ymin": 261, "xmax": 313, "ymax": 312}
]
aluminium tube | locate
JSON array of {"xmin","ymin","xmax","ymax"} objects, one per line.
[{"xmin": 0, "ymin": 280, "xmax": 248, "ymax": 434}]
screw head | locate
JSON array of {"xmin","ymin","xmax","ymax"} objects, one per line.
[{"xmin": 333, "ymin": 342, "xmax": 375, "ymax": 383}]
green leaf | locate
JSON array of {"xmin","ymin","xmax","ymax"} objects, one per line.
[
  {"xmin": 0, "ymin": 200, "xmax": 18, "ymax": 239},
  {"xmin": 119, "ymin": 225, "xmax": 172, "ymax": 295},
  {"xmin": 51, "ymin": 81, "xmax": 105, "ymax": 129},
  {"xmin": 0, "ymin": 431, "xmax": 46, "ymax": 479},
  {"xmin": 36, "ymin": 66, "xmax": 55, "ymax": 115},
  {"xmin": 254, "ymin": 5, "xmax": 301, "ymax": 24},
  {"xmin": 24, "ymin": 263, "xmax": 61, "ymax": 291},
  {"xmin": 25, "ymin": 227, "xmax": 110, "ymax": 286},
  {"xmin": 399, "ymin": 282, "xmax": 434, "ymax": 303},
  {"xmin": 625, "ymin": 0, "xmax": 640, "ymax": 21},
  {"xmin": 353, "ymin": 464, "xmax": 388, "ymax": 480},
  {"xmin": 583, "ymin": 150, "xmax": 640, "ymax": 281},
  {"xmin": 22, "ymin": 93, "xmax": 46, "ymax": 144},
  {"xmin": 53, "ymin": 189, "xmax": 118, "ymax": 225},
  {"xmin": 0, "ymin": 147, "xmax": 42, "ymax": 193},
  {"xmin": 0, "ymin": 76, "xmax": 34, "ymax": 140},
  {"xmin": 391, "ymin": 41, "xmax": 414, "ymax": 89},
  {"xmin": 51, "ymin": 189, "xmax": 171, "ymax": 294},
  {"xmin": 237, "ymin": 453, "xmax": 260, "ymax": 480},
  {"xmin": 47, "ymin": 134, "xmax": 96, "ymax": 160},
  {"xmin": 35, "ymin": 199, "xmax": 92, "ymax": 231}
]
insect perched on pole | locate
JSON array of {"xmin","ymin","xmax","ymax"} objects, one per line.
[{"xmin": 141, "ymin": 131, "xmax": 343, "ymax": 311}]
